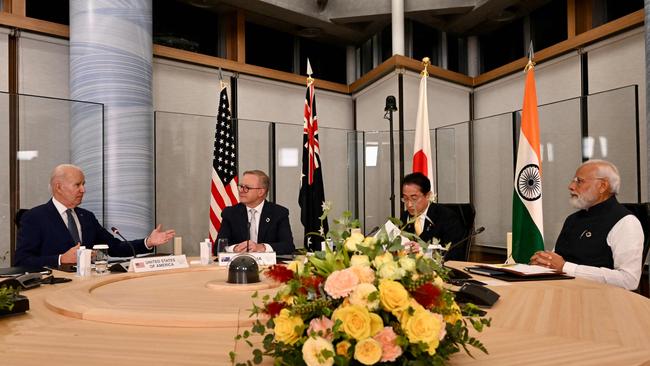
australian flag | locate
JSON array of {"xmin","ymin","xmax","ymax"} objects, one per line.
[{"xmin": 299, "ymin": 81, "xmax": 329, "ymax": 251}]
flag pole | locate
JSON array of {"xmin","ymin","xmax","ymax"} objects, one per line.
[
  {"xmin": 421, "ymin": 56, "xmax": 430, "ymax": 77},
  {"xmin": 306, "ymin": 58, "xmax": 314, "ymax": 86}
]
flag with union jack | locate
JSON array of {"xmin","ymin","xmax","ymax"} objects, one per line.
[
  {"xmin": 209, "ymin": 84, "xmax": 238, "ymax": 242},
  {"xmin": 299, "ymin": 78, "xmax": 328, "ymax": 251}
]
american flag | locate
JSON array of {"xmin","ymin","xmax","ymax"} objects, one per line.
[
  {"xmin": 299, "ymin": 79, "xmax": 328, "ymax": 251},
  {"xmin": 209, "ymin": 85, "xmax": 238, "ymax": 242}
]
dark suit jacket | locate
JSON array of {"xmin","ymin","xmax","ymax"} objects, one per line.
[
  {"xmin": 401, "ymin": 203, "xmax": 465, "ymax": 260},
  {"xmin": 217, "ymin": 201, "xmax": 295, "ymax": 255},
  {"xmin": 14, "ymin": 200, "xmax": 150, "ymax": 268}
]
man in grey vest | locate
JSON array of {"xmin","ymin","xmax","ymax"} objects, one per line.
[{"xmin": 530, "ymin": 160, "xmax": 643, "ymax": 290}]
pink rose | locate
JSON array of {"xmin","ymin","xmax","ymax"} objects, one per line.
[
  {"xmin": 373, "ymin": 326, "xmax": 403, "ymax": 362},
  {"xmin": 307, "ymin": 316, "xmax": 335, "ymax": 341},
  {"xmin": 324, "ymin": 268, "xmax": 359, "ymax": 299}
]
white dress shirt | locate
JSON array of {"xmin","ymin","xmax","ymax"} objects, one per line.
[
  {"xmin": 226, "ymin": 201, "xmax": 273, "ymax": 252},
  {"xmin": 560, "ymin": 215, "xmax": 643, "ymax": 290}
]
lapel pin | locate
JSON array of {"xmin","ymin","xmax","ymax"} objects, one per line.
[{"xmin": 265, "ymin": 218, "xmax": 270, "ymax": 223}]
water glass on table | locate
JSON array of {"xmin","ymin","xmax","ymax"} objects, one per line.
[
  {"xmin": 93, "ymin": 244, "xmax": 109, "ymax": 275},
  {"xmin": 216, "ymin": 238, "xmax": 229, "ymax": 253}
]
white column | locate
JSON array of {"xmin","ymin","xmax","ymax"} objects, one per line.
[
  {"xmin": 70, "ymin": 0, "xmax": 153, "ymax": 239},
  {"xmin": 391, "ymin": 0, "xmax": 404, "ymax": 55},
  {"xmin": 346, "ymin": 46, "xmax": 356, "ymax": 84},
  {"xmin": 467, "ymin": 36, "xmax": 479, "ymax": 77}
]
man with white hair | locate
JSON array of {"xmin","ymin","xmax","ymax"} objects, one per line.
[
  {"xmin": 15, "ymin": 164, "xmax": 175, "ymax": 268},
  {"xmin": 530, "ymin": 159, "xmax": 644, "ymax": 290}
]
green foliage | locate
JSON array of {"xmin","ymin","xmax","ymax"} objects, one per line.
[
  {"xmin": 230, "ymin": 208, "xmax": 490, "ymax": 366},
  {"xmin": 0, "ymin": 284, "xmax": 19, "ymax": 311}
]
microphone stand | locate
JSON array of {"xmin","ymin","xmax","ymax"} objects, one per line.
[{"xmin": 111, "ymin": 226, "xmax": 136, "ymax": 258}]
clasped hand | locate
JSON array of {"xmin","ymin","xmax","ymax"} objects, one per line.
[{"xmin": 233, "ymin": 241, "xmax": 266, "ymax": 253}]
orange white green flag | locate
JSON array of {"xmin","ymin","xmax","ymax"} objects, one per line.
[
  {"xmin": 512, "ymin": 56, "xmax": 544, "ymax": 263},
  {"xmin": 413, "ymin": 57, "xmax": 434, "ymax": 193}
]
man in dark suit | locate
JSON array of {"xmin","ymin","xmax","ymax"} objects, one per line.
[
  {"xmin": 217, "ymin": 170, "xmax": 294, "ymax": 255},
  {"xmin": 400, "ymin": 172, "xmax": 465, "ymax": 260},
  {"xmin": 15, "ymin": 164, "xmax": 176, "ymax": 268}
]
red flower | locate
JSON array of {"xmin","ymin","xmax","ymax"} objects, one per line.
[
  {"xmin": 264, "ymin": 301, "xmax": 286, "ymax": 317},
  {"xmin": 411, "ymin": 282, "xmax": 442, "ymax": 309},
  {"xmin": 265, "ymin": 265, "xmax": 294, "ymax": 283},
  {"xmin": 299, "ymin": 275, "xmax": 324, "ymax": 295}
]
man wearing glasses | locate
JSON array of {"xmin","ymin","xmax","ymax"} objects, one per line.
[
  {"xmin": 400, "ymin": 172, "xmax": 464, "ymax": 259},
  {"xmin": 217, "ymin": 170, "xmax": 295, "ymax": 255},
  {"xmin": 530, "ymin": 160, "xmax": 643, "ymax": 290}
]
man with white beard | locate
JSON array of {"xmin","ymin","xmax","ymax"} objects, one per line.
[{"xmin": 529, "ymin": 160, "xmax": 643, "ymax": 290}]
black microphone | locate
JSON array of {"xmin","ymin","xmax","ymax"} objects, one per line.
[
  {"xmin": 443, "ymin": 226, "xmax": 485, "ymax": 261},
  {"xmin": 367, "ymin": 226, "xmax": 380, "ymax": 236},
  {"xmin": 111, "ymin": 226, "xmax": 136, "ymax": 258},
  {"xmin": 443, "ymin": 227, "xmax": 485, "ymax": 282}
]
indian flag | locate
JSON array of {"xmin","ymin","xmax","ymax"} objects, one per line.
[{"xmin": 512, "ymin": 62, "xmax": 544, "ymax": 263}]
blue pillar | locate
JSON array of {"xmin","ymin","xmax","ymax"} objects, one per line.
[{"xmin": 70, "ymin": 0, "xmax": 153, "ymax": 238}]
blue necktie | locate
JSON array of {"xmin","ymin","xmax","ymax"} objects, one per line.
[{"xmin": 66, "ymin": 209, "xmax": 81, "ymax": 244}]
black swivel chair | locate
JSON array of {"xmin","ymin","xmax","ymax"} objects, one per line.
[
  {"xmin": 436, "ymin": 203, "xmax": 476, "ymax": 261},
  {"xmin": 15, "ymin": 208, "xmax": 28, "ymax": 230},
  {"xmin": 622, "ymin": 203, "xmax": 650, "ymax": 293}
]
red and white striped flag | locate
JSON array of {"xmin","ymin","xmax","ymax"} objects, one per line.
[
  {"xmin": 413, "ymin": 63, "xmax": 434, "ymax": 193},
  {"xmin": 209, "ymin": 84, "xmax": 238, "ymax": 242}
]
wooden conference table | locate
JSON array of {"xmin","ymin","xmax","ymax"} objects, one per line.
[{"xmin": 1, "ymin": 261, "xmax": 650, "ymax": 366}]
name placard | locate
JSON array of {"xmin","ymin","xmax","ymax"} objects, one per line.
[
  {"xmin": 130, "ymin": 255, "xmax": 189, "ymax": 273},
  {"xmin": 217, "ymin": 252, "xmax": 276, "ymax": 266}
]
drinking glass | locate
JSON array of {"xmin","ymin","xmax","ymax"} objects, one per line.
[{"xmin": 92, "ymin": 244, "xmax": 109, "ymax": 275}]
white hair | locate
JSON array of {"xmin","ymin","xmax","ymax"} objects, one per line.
[
  {"xmin": 580, "ymin": 159, "xmax": 620, "ymax": 194},
  {"xmin": 49, "ymin": 164, "xmax": 82, "ymax": 192}
]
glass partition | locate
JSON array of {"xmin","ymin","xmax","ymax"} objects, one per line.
[
  {"xmin": 0, "ymin": 92, "xmax": 103, "ymax": 266},
  {"xmin": 472, "ymin": 85, "xmax": 638, "ymax": 250},
  {"xmin": 587, "ymin": 86, "xmax": 639, "ymax": 203},
  {"xmin": 154, "ymin": 113, "xmax": 358, "ymax": 254},
  {"xmin": 0, "ymin": 93, "xmax": 8, "ymax": 265}
]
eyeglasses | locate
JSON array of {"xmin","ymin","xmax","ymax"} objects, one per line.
[
  {"xmin": 570, "ymin": 177, "xmax": 606, "ymax": 186},
  {"xmin": 400, "ymin": 195, "xmax": 424, "ymax": 205},
  {"xmin": 238, "ymin": 184, "xmax": 264, "ymax": 193}
]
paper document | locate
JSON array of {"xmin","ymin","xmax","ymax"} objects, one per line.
[
  {"xmin": 376, "ymin": 220, "xmax": 411, "ymax": 245},
  {"xmin": 480, "ymin": 263, "xmax": 560, "ymax": 275}
]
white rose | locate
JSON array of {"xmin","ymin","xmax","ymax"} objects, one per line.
[
  {"xmin": 302, "ymin": 336, "xmax": 335, "ymax": 366},
  {"xmin": 344, "ymin": 232, "xmax": 365, "ymax": 252},
  {"xmin": 350, "ymin": 255, "xmax": 371, "ymax": 267},
  {"xmin": 349, "ymin": 283, "xmax": 380, "ymax": 310},
  {"xmin": 398, "ymin": 257, "xmax": 416, "ymax": 273},
  {"xmin": 377, "ymin": 261, "xmax": 405, "ymax": 280}
]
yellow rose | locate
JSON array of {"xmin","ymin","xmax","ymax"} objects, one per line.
[
  {"xmin": 378, "ymin": 279, "xmax": 410, "ymax": 313},
  {"xmin": 354, "ymin": 338, "xmax": 383, "ymax": 365},
  {"xmin": 274, "ymin": 309, "xmax": 304, "ymax": 345},
  {"xmin": 402, "ymin": 308, "xmax": 444, "ymax": 350},
  {"xmin": 286, "ymin": 259, "xmax": 304, "ymax": 273},
  {"xmin": 336, "ymin": 340, "xmax": 352, "ymax": 358},
  {"xmin": 349, "ymin": 283, "xmax": 380, "ymax": 310},
  {"xmin": 377, "ymin": 261, "xmax": 405, "ymax": 280},
  {"xmin": 369, "ymin": 313, "xmax": 384, "ymax": 336},
  {"xmin": 395, "ymin": 298, "xmax": 425, "ymax": 324},
  {"xmin": 350, "ymin": 255, "xmax": 371, "ymax": 267},
  {"xmin": 445, "ymin": 301, "xmax": 463, "ymax": 325},
  {"xmin": 332, "ymin": 304, "xmax": 372, "ymax": 340},
  {"xmin": 302, "ymin": 336, "xmax": 335, "ymax": 366},
  {"xmin": 350, "ymin": 265, "xmax": 376, "ymax": 284},
  {"xmin": 373, "ymin": 252, "xmax": 393, "ymax": 269},
  {"xmin": 344, "ymin": 232, "xmax": 365, "ymax": 251}
]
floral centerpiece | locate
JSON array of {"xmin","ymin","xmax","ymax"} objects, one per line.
[{"xmin": 231, "ymin": 208, "xmax": 490, "ymax": 366}]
